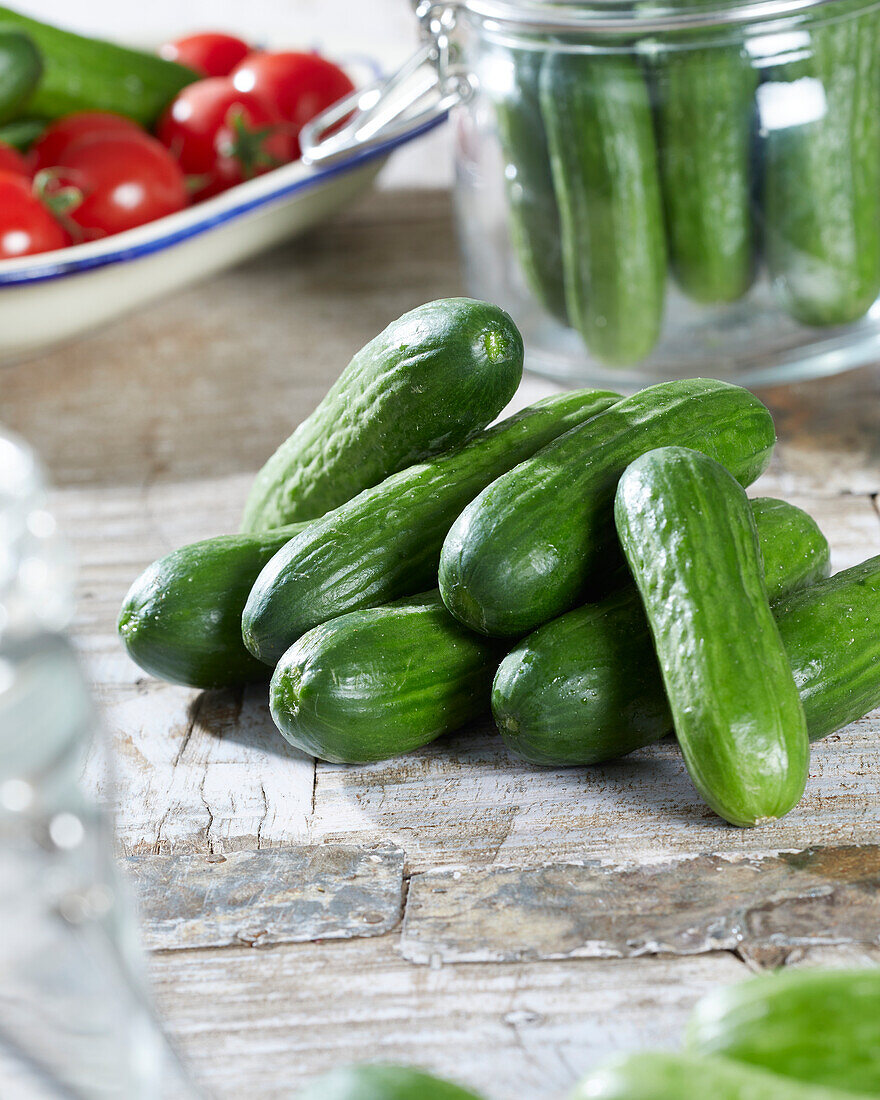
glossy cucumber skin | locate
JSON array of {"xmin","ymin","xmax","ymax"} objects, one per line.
[
  {"xmin": 118, "ymin": 523, "xmax": 307, "ymax": 689},
  {"xmin": 686, "ymin": 968, "xmax": 880, "ymax": 1095},
  {"xmin": 654, "ymin": 35, "xmax": 757, "ymax": 303},
  {"xmin": 439, "ymin": 378, "xmax": 775, "ymax": 638},
  {"xmin": 568, "ymin": 1051, "xmax": 864, "ymax": 1100},
  {"xmin": 0, "ymin": 7, "xmax": 196, "ymax": 126},
  {"xmin": 0, "ymin": 27, "xmax": 42, "ymax": 125},
  {"xmin": 241, "ymin": 299, "xmax": 524, "ymax": 533},
  {"xmin": 614, "ymin": 447, "xmax": 809, "ymax": 827},
  {"xmin": 242, "ymin": 389, "xmax": 620, "ymax": 666},
  {"xmin": 297, "ymin": 1066, "xmax": 486, "ymax": 1100},
  {"xmin": 763, "ymin": 4, "xmax": 880, "ymax": 326},
  {"xmin": 494, "ymin": 47, "xmax": 567, "ymax": 323},
  {"xmin": 494, "ymin": 497, "xmax": 830, "ymax": 767},
  {"xmin": 540, "ymin": 51, "xmax": 666, "ymax": 365},
  {"xmin": 270, "ymin": 593, "xmax": 503, "ymax": 764}
]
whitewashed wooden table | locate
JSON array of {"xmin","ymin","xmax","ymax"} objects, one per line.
[{"xmin": 4, "ymin": 188, "xmax": 880, "ymax": 1100}]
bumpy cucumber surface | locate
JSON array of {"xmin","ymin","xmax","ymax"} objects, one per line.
[
  {"xmin": 0, "ymin": 7, "xmax": 196, "ymax": 126},
  {"xmin": 494, "ymin": 497, "xmax": 829, "ymax": 766},
  {"xmin": 243, "ymin": 388, "xmax": 620, "ymax": 665},
  {"xmin": 568, "ymin": 1051, "xmax": 867, "ymax": 1100},
  {"xmin": 439, "ymin": 378, "xmax": 775, "ymax": 638},
  {"xmin": 494, "ymin": 46, "xmax": 567, "ymax": 322},
  {"xmin": 270, "ymin": 593, "xmax": 503, "ymax": 764},
  {"xmin": 687, "ymin": 968, "xmax": 880, "ymax": 1095},
  {"xmin": 297, "ymin": 1065, "xmax": 486, "ymax": 1100},
  {"xmin": 614, "ymin": 447, "xmax": 808, "ymax": 827},
  {"xmin": 118, "ymin": 523, "xmax": 306, "ymax": 689},
  {"xmin": 541, "ymin": 51, "xmax": 666, "ymax": 365},
  {"xmin": 654, "ymin": 33, "xmax": 757, "ymax": 303},
  {"xmin": 763, "ymin": 4, "xmax": 880, "ymax": 326},
  {"xmin": 0, "ymin": 26, "xmax": 42, "ymax": 124},
  {"xmin": 241, "ymin": 299, "xmax": 524, "ymax": 533}
]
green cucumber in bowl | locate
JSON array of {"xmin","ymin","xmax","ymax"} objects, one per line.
[
  {"xmin": 118, "ymin": 523, "xmax": 308, "ymax": 690},
  {"xmin": 654, "ymin": 30, "xmax": 758, "ymax": 304},
  {"xmin": 0, "ymin": 6, "xmax": 197, "ymax": 126},
  {"xmin": 494, "ymin": 497, "xmax": 830, "ymax": 767},
  {"xmin": 686, "ymin": 967, "xmax": 880, "ymax": 1094},
  {"xmin": 297, "ymin": 1066, "xmax": 486, "ymax": 1100},
  {"xmin": 242, "ymin": 388, "xmax": 620, "ymax": 666},
  {"xmin": 614, "ymin": 446, "xmax": 809, "ymax": 827},
  {"xmin": 271, "ymin": 592, "xmax": 504, "ymax": 764},
  {"xmin": 569, "ymin": 1051, "xmax": 869, "ymax": 1100},
  {"xmin": 0, "ymin": 113, "xmax": 46, "ymax": 149},
  {"xmin": 493, "ymin": 46, "xmax": 567, "ymax": 323},
  {"xmin": 438, "ymin": 378, "xmax": 775, "ymax": 639},
  {"xmin": 763, "ymin": 2, "xmax": 880, "ymax": 326},
  {"xmin": 0, "ymin": 26, "xmax": 42, "ymax": 125},
  {"xmin": 241, "ymin": 298, "xmax": 525, "ymax": 533},
  {"xmin": 540, "ymin": 50, "xmax": 667, "ymax": 365}
]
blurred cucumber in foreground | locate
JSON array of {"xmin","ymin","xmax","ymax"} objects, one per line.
[
  {"xmin": 297, "ymin": 1065, "xmax": 486, "ymax": 1100},
  {"xmin": 686, "ymin": 967, "xmax": 880, "ymax": 1094}
]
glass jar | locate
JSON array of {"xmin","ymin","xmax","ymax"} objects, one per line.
[{"xmin": 304, "ymin": 0, "xmax": 880, "ymax": 387}]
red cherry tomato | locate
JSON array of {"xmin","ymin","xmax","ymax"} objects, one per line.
[
  {"xmin": 159, "ymin": 32, "xmax": 251, "ymax": 78},
  {"xmin": 0, "ymin": 141, "xmax": 32, "ymax": 177},
  {"xmin": 42, "ymin": 132, "xmax": 188, "ymax": 238},
  {"xmin": 231, "ymin": 51, "xmax": 354, "ymax": 156},
  {"xmin": 32, "ymin": 111, "xmax": 146, "ymax": 172},
  {"xmin": 157, "ymin": 77, "xmax": 294, "ymax": 200},
  {"xmin": 0, "ymin": 172, "xmax": 70, "ymax": 258}
]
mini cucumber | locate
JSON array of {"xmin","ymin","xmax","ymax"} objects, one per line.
[
  {"xmin": 0, "ymin": 26, "xmax": 42, "ymax": 125},
  {"xmin": 763, "ymin": 3, "xmax": 880, "ymax": 326},
  {"xmin": 493, "ymin": 46, "xmax": 567, "ymax": 322},
  {"xmin": 242, "ymin": 388, "xmax": 620, "ymax": 666},
  {"xmin": 687, "ymin": 968, "xmax": 880, "ymax": 1095},
  {"xmin": 654, "ymin": 31, "xmax": 758, "ymax": 303},
  {"xmin": 297, "ymin": 1066, "xmax": 486, "ymax": 1100},
  {"xmin": 270, "ymin": 592, "xmax": 503, "ymax": 764},
  {"xmin": 569, "ymin": 1051, "xmax": 869, "ymax": 1100},
  {"xmin": 439, "ymin": 378, "xmax": 775, "ymax": 638},
  {"xmin": 0, "ymin": 7, "xmax": 197, "ymax": 126},
  {"xmin": 241, "ymin": 299, "xmax": 524, "ymax": 533},
  {"xmin": 540, "ymin": 50, "xmax": 666, "ymax": 365},
  {"xmin": 118, "ymin": 523, "xmax": 307, "ymax": 689},
  {"xmin": 494, "ymin": 497, "xmax": 830, "ymax": 767},
  {"xmin": 614, "ymin": 447, "xmax": 809, "ymax": 827}
]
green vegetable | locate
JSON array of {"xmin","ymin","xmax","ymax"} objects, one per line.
[
  {"xmin": 118, "ymin": 523, "xmax": 307, "ymax": 689},
  {"xmin": 439, "ymin": 378, "xmax": 775, "ymax": 638},
  {"xmin": 686, "ymin": 967, "xmax": 880, "ymax": 1095},
  {"xmin": 540, "ymin": 51, "xmax": 666, "ymax": 365},
  {"xmin": 0, "ymin": 26, "xmax": 42, "ymax": 125},
  {"xmin": 614, "ymin": 446, "xmax": 808, "ymax": 827},
  {"xmin": 241, "ymin": 299, "xmax": 525, "ymax": 533},
  {"xmin": 271, "ymin": 592, "xmax": 503, "ymax": 763},
  {"xmin": 568, "ymin": 1051, "xmax": 868, "ymax": 1100},
  {"xmin": 654, "ymin": 31, "xmax": 757, "ymax": 303},
  {"xmin": 297, "ymin": 1065, "xmax": 486, "ymax": 1100},
  {"xmin": 494, "ymin": 497, "xmax": 830, "ymax": 767},
  {"xmin": 243, "ymin": 388, "xmax": 620, "ymax": 666},
  {"xmin": 763, "ymin": 3, "xmax": 880, "ymax": 325},
  {"xmin": 0, "ymin": 112, "xmax": 46, "ymax": 149},
  {"xmin": 0, "ymin": 7, "xmax": 197, "ymax": 127},
  {"xmin": 493, "ymin": 46, "xmax": 567, "ymax": 322}
]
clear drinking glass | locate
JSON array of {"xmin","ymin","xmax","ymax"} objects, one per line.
[{"xmin": 0, "ymin": 429, "xmax": 201, "ymax": 1100}]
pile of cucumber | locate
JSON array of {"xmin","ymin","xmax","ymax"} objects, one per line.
[
  {"xmin": 293, "ymin": 966, "xmax": 880, "ymax": 1098},
  {"xmin": 119, "ymin": 297, "xmax": 880, "ymax": 829},
  {"xmin": 494, "ymin": 0, "xmax": 880, "ymax": 366}
]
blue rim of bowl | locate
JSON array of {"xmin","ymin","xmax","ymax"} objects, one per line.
[{"xmin": 0, "ymin": 109, "xmax": 447, "ymax": 288}]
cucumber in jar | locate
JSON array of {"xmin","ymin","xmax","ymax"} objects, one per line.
[
  {"xmin": 493, "ymin": 45, "xmax": 568, "ymax": 324},
  {"xmin": 540, "ymin": 50, "xmax": 667, "ymax": 366},
  {"xmin": 653, "ymin": 28, "xmax": 758, "ymax": 304},
  {"xmin": 762, "ymin": 0, "xmax": 880, "ymax": 327}
]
